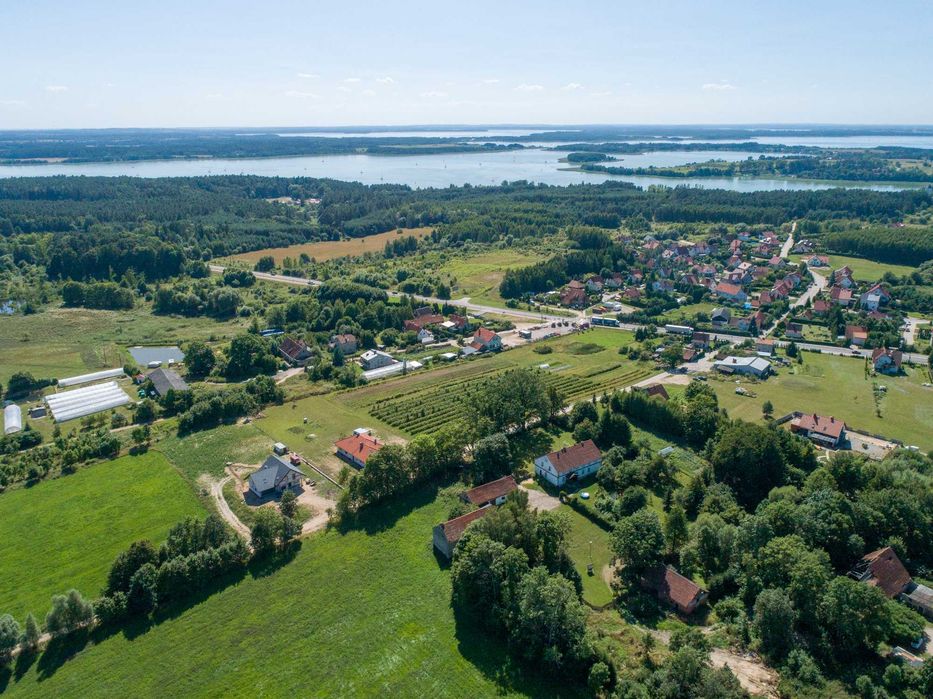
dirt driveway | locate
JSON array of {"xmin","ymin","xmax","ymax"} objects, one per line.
[
  {"xmin": 519, "ymin": 484, "xmax": 561, "ymax": 511},
  {"xmin": 710, "ymin": 648, "xmax": 778, "ymax": 698}
]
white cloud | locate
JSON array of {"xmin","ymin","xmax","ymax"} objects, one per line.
[
  {"xmin": 44, "ymin": 85, "xmax": 68, "ymax": 92},
  {"xmin": 343, "ymin": 77, "xmax": 361, "ymax": 83},
  {"xmin": 591, "ymin": 91, "xmax": 613, "ymax": 97},
  {"xmin": 285, "ymin": 90, "xmax": 320, "ymax": 99},
  {"xmin": 205, "ymin": 92, "xmax": 224, "ymax": 99},
  {"xmin": 562, "ymin": 82, "xmax": 584, "ymax": 91},
  {"xmin": 375, "ymin": 76, "xmax": 394, "ymax": 84},
  {"xmin": 515, "ymin": 83, "xmax": 544, "ymax": 92},
  {"xmin": 420, "ymin": 90, "xmax": 448, "ymax": 98},
  {"xmin": 337, "ymin": 86, "xmax": 352, "ymax": 93},
  {"xmin": 361, "ymin": 89, "xmax": 376, "ymax": 97},
  {"xmin": 296, "ymin": 72, "xmax": 319, "ymax": 79},
  {"xmin": 482, "ymin": 78, "xmax": 500, "ymax": 84},
  {"xmin": 701, "ymin": 81, "xmax": 736, "ymax": 91},
  {"xmin": 0, "ymin": 99, "xmax": 26, "ymax": 106}
]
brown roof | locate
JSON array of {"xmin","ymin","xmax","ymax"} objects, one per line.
[
  {"xmin": 439, "ymin": 507, "xmax": 491, "ymax": 545},
  {"xmin": 279, "ymin": 335, "xmax": 310, "ymax": 360},
  {"xmin": 641, "ymin": 384, "xmax": 669, "ymax": 400},
  {"xmin": 334, "ymin": 434, "xmax": 383, "ymax": 465},
  {"xmin": 540, "ymin": 439, "xmax": 601, "ymax": 476},
  {"xmin": 860, "ymin": 547, "xmax": 912, "ymax": 598},
  {"xmin": 715, "ymin": 281, "xmax": 743, "ymax": 296},
  {"xmin": 463, "ymin": 475, "xmax": 518, "ymax": 506},
  {"xmin": 792, "ymin": 413, "xmax": 846, "ymax": 440},
  {"xmin": 648, "ymin": 566, "xmax": 705, "ymax": 609}
]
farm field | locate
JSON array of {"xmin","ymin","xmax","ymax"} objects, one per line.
[
  {"xmin": 0, "ymin": 486, "xmax": 564, "ymax": 699},
  {"xmin": 438, "ymin": 248, "xmax": 548, "ymax": 306},
  {"xmin": 221, "ymin": 226, "xmax": 435, "ymax": 265},
  {"xmin": 660, "ymin": 302, "xmax": 716, "ymax": 323},
  {"xmin": 710, "ymin": 351, "xmax": 933, "ymax": 451},
  {"xmin": 794, "ymin": 254, "xmax": 915, "ymax": 282},
  {"xmin": 0, "ymin": 305, "xmax": 247, "ymax": 388},
  {"xmin": 0, "ymin": 452, "xmax": 205, "ymax": 621}
]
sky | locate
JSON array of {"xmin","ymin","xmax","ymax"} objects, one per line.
[{"xmin": 2, "ymin": 0, "xmax": 932, "ymax": 129}]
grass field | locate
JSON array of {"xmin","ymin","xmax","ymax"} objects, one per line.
[
  {"xmin": 794, "ymin": 254, "xmax": 915, "ymax": 282},
  {"xmin": 439, "ymin": 248, "xmax": 547, "ymax": 306},
  {"xmin": 1, "ymin": 486, "xmax": 564, "ymax": 698},
  {"xmin": 0, "ymin": 452, "xmax": 205, "ymax": 621},
  {"xmin": 564, "ymin": 507, "xmax": 614, "ymax": 607},
  {"xmin": 222, "ymin": 226, "xmax": 435, "ymax": 265},
  {"xmin": 711, "ymin": 351, "xmax": 933, "ymax": 451},
  {"xmin": 660, "ymin": 302, "xmax": 716, "ymax": 323},
  {"xmin": 155, "ymin": 423, "xmax": 274, "ymax": 482},
  {"xmin": 0, "ymin": 306, "xmax": 247, "ymax": 388}
]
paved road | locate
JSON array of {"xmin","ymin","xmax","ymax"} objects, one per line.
[
  {"xmin": 209, "ymin": 264, "xmax": 567, "ymax": 323},
  {"xmin": 779, "ymin": 220, "xmax": 797, "ymax": 259}
]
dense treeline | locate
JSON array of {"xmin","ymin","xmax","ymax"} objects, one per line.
[
  {"xmin": 823, "ymin": 225, "xmax": 933, "ymax": 266},
  {"xmin": 500, "ymin": 245, "xmax": 635, "ymax": 297}
]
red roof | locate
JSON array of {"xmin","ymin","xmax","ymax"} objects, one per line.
[
  {"xmin": 334, "ymin": 434, "xmax": 383, "ymax": 465},
  {"xmin": 463, "ymin": 475, "xmax": 518, "ymax": 506},
  {"xmin": 860, "ymin": 547, "xmax": 912, "ymax": 598},
  {"xmin": 439, "ymin": 507, "xmax": 490, "ymax": 545},
  {"xmin": 792, "ymin": 413, "xmax": 846, "ymax": 440},
  {"xmin": 715, "ymin": 281, "xmax": 743, "ymax": 296},
  {"xmin": 540, "ymin": 440, "xmax": 601, "ymax": 476},
  {"xmin": 872, "ymin": 347, "xmax": 903, "ymax": 368},
  {"xmin": 278, "ymin": 335, "xmax": 310, "ymax": 360},
  {"xmin": 473, "ymin": 327, "xmax": 499, "ymax": 344},
  {"xmin": 648, "ymin": 566, "xmax": 706, "ymax": 610}
]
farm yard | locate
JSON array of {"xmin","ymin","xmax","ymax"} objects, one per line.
[
  {"xmin": 710, "ymin": 350, "xmax": 933, "ymax": 451},
  {"xmin": 0, "ymin": 452, "xmax": 205, "ymax": 622},
  {"xmin": 221, "ymin": 226, "xmax": 435, "ymax": 265},
  {"xmin": 0, "ymin": 485, "xmax": 563, "ymax": 699}
]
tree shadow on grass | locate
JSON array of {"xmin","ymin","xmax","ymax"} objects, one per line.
[
  {"xmin": 34, "ymin": 628, "xmax": 91, "ymax": 681},
  {"xmin": 13, "ymin": 648, "xmax": 38, "ymax": 681},
  {"xmin": 508, "ymin": 426, "xmax": 560, "ymax": 468},
  {"xmin": 452, "ymin": 606, "xmax": 586, "ymax": 699},
  {"xmin": 336, "ymin": 480, "xmax": 445, "ymax": 536}
]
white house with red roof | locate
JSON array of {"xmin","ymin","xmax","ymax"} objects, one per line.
[
  {"xmin": 534, "ymin": 439, "xmax": 602, "ymax": 487},
  {"xmin": 790, "ymin": 413, "xmax": 847, "ymax": 448},
  {"xmin": 872, "ymin": 348, "xmax": 903, "ymax": 375},
  {"xmin": 334, "ymin": 433, "xmax": 383, "ymax": 468},
  {"xmin": 470, "ymin": 327, "xmax": 502, "ymax": 352}
]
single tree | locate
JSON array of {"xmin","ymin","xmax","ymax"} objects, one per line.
[
  {"xmin": 753, "ymin": 588, "xmax": 796, "ymax": 661},
  {"xmin": 664, "ymin": 504, "xmax": 690, "ymax": 555},
  {"xmin": 279, "ymin": 489, "xmax": 298, "ymax": 519},
  {"xmin": 22, "ymin": 613, "xmax": 41, "ymax": 651},
  {"xmin": 0, "ymin": 614, "xmax": 21, "ymax": 662},
  {"xmin": 251, "ymin": 508, "xmax": 284, "ymax": 555},
  {"xmin": 611, "ymin": 508, "xmax": 664, "ymax": 583}
]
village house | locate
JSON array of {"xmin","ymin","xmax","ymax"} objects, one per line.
[
  {"xmin": 714, "ymin": 282, "xmax": 748, "ymax": 303},
  {"xmin": 710, "ymin": 307, "xmax": 731, "ymax": 327},
  {"xmin": 804, "ymin": 254, "xmax": 830, "ymax": 267},
  {"xmin": 844, "ymin": 325, "xmax": 869, "ymax": 347},
  {"xmin": 755, "ymin": 338, "xmax": 775, "ymax": 356},
  {"xmin": 830, "ymin": 286, "xmax": 854, "ymax": 307},
  {"xmin": 833, "ymin": 267, "xmax": 856, "ymax": 289},
  {"xmin": 360, "ymin": 349, "xmax": 396, "ymax": 371},
  {"xmin": 560, "ymin": 280, "xmax": 588, "ymax": 308},
  {"xmin": 417, "ymin": 328, "xmax": 435, "ymax": 344},
  {"xmin": 728, "ymin": 316, "xmax": 751, "ymax": 333},
  {"xmin": 872, "ymin": 347, "xmax": 903, "ymax": 375},
  {"xmin": 432, "ymin": 507, "xmax": 491, "ymax": 560},
  {"xmin": 248, "ymin": 454, "xmax": 304, "ymax": 498},
  {"xmin": 860, "ymin": 283, "xmax": 892, "ymax": 311},
  {"xmin": 605, "ymin": 272, "xmax": 624, "ymax": 289},
  {"xmin": 691, "ymin": 332, "xmax": 711, "ymax": 350},
  {"xmin": 790, "ymin": 413, "xmax": 847, "ymax": 448},
  {"xmin": 586, "ymin": 275, "xmax": 604, "ymax": 292},
  {"xmin": 636, "ymin": 383, "xmax": 669, "ymax": 401},
  {"xmin": 682, "ymin": 347, "xmax": 699, "ymax": 362},
  {"xmin": 470, "ymin": 327, "xmax": 502, "ymax": 353},
  {"xmin": 328, "ymin": 333, "xmax": 358, "ymax": 354},
  {"xmin": 713, "ymin": 356, "xmax": 772, "ymax": 379},
  {"xmin": 849, "ymin": 547, "xmax": 933, "ymax": 619},
  {"xmin": 785, "ymin": 322, "xmax": 804, "ymax": 339},
  {"xmin": 642, "ymin": 565, "xmax": 709, "ymax": 615},
  {"xmin": 334, "ymin": 432, "xmax": 383, "ymax": 468},
  {"xmin": 404, "ymin": 312, "xmax": 444, "ymax": 332},
  {"xmin": 534, "ymin": 439, "xmax": 602, "ymax": 488},
  {"xmin": 622, "ymin": 286, "xmax": 642, "ymax": 301},
  {"xmin": 147, "ymin": 367, "xmax": 190, "ymax": 397},
  {"xmin": 812, "ymin": 299, "xmax": 831, "ymax": 315},
  {"xmin": 461, "ymin": 475, "xmax": 518, "ymax": 508},
  {"xmin": 277, "ymin": 335, "xmax": 313, "ymax": 366}
]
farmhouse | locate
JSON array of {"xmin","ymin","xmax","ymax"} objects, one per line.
[
  {"xmin": 248, "ymin": 454, "xmax": 304, "ymax": 498},
  {"xmin": 785, "ymin": 322, "xmax": 804, "ymax": 339},
  {"xmin": 433, "ymin": 507, "xmax": 491, "ymax": 559},
  {"xmin": 713, "ymin": 356, "xmax": 772, "ymax": 379},
  {"xmin": 872, "ymin": 348, "xmax": 903, "ymax": 375},
  {"xmin": 334, "ymin": 433, "xmax": 383, "ymax": 468},
  {"xmin": 534, "ymin": 439, "xmax": 602, "ymax": 487},
  {"xmin": 360, "ymin": 349, "xmax": 396, "ymax": 371},
  {"xmin": 470, "ymin": 327, "xmax": 502, "ymax": 352},
  {"xmin": 560, "ymin": 280, "xmax": 587, "ymax": 308},
  {"xmin": 849, "ymin": 547, "xmax": 933, "ymax": 619},
  {"xmin": 642, "ymin": 565, "xmax": 708, "ymax": 615},
  {"xmin": 636, "ymin": 383, "xmax": 669, "ymax": 401},
  {"xmin": 147, "ymin": 367, "xmax": 189, "ymax": 397},
  {"xmin": 329, "ymin": 333, "xmax": 358, "ymax": 354},
  {"xmin": 462, "ymin": 475, "xmax": 518, "ymax": 507},
  {"xmin": 790, "ymin": 413, "xmax": 847, "ymax": 448},
  {"xmin": 278, "ymin": 336, "xmax": 313, "ymax": 366},
  {"xmin": 710, "ymin": 308, "xmax": 731, "ymax": 327},
  {"xmin": 755, "ymin": 338, "xmax": 775, "ymax": 356},
  {"xmin": 691, "ymin": 332, "xmax": 711, "ymax": 349},
  {"xmin": 844, "ymin": 325, "xmax": 869, "ymax": 347}
]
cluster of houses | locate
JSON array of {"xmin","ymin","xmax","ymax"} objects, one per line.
[{"xmin": 432, "ymin": 437, "xmax": 710, "ymax": 616}]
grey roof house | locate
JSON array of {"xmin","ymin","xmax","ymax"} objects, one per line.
[
  {"xmin": 147, "ymin": 367, "xmax": 190, "ymax": 396},
  {"xmin": 248, "ymin": 454, "xmax": 304, "ymax": 497}
]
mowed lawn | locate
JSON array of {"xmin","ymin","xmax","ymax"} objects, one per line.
[
  {"xmin": 563, "ymin": 508, "xmax": 614, "ymax": 607},
  {"xmin": 710, "ymin": 351, "xmax": 933, "ymax": 451},
  {"xmin": 222, "ymin": 226, "xmax": 435, "ymax": 265},
  {"xmin": 2, "ymin": 487, "xmax": 563, "ymax": 698},
  {"xmin": 0, "ymin": 452, "xmax": 205, "ymax": 621},
  {"xmin": 793, "ymin": 253, "xmax": 915, "ymax": 282}
]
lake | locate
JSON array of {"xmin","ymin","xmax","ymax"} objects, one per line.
[{"xmin": 0, "ymin": 145, "xmax": 916, "ymax": 192}]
